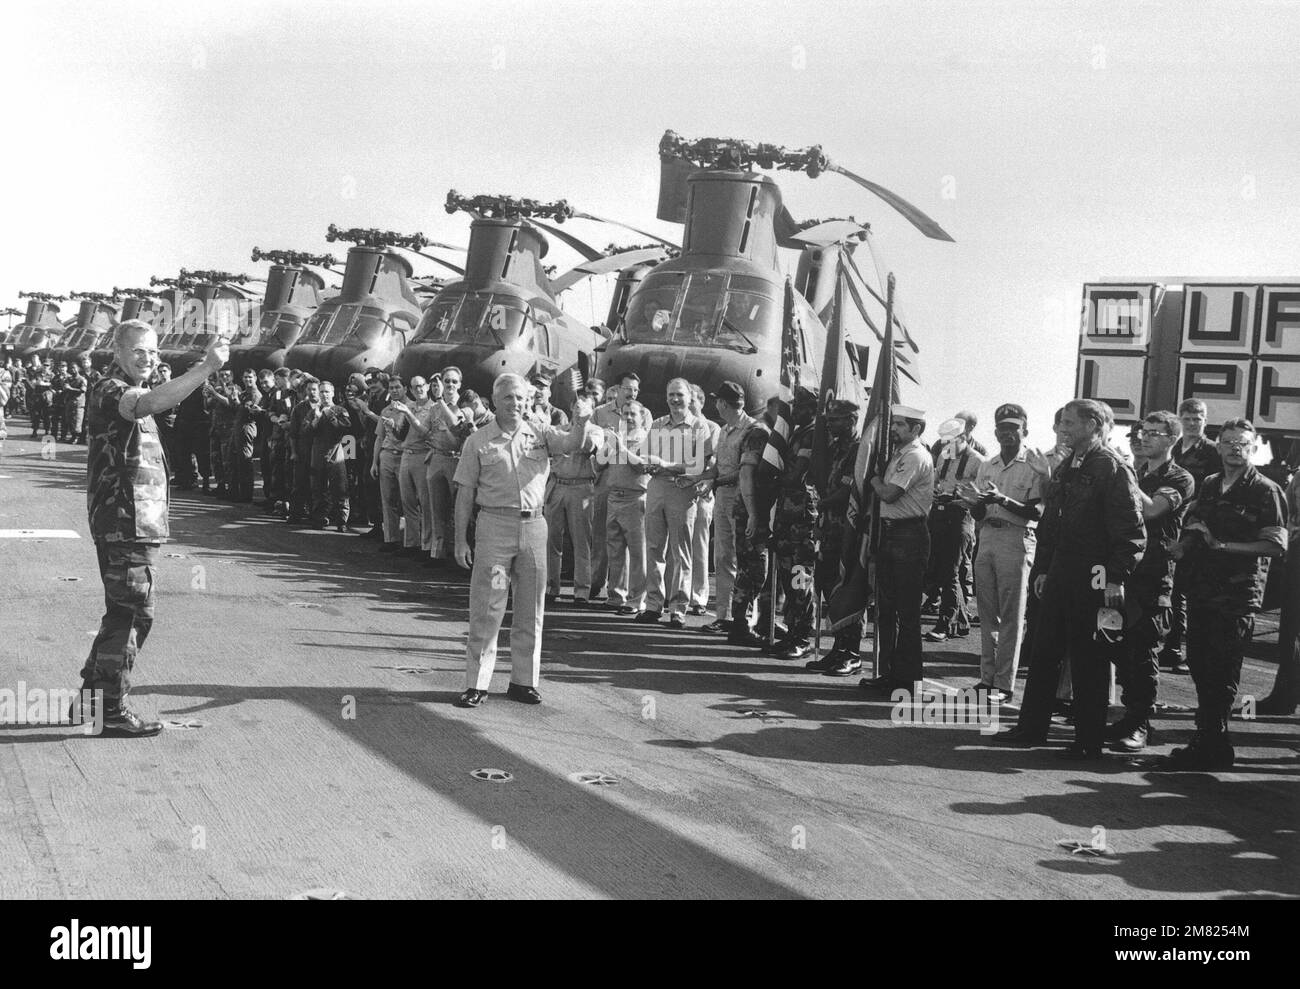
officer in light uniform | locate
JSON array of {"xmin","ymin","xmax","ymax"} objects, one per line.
[
  {"xmin": 699, "ymin": 382, "xmax": 754, "ymax": 634},
  {"xmin": 957, "ymin": 403, "xmax": 1043, "ymax": 703},
  {"xmin": 861, "ymin": 405, "xmax": 935, "ymax": 692},
  {"xmin": 545, "ymin": 394, "xmax": 600, "ymax": 605},
  {"xmin": 686, "ymin": 384, "xmax": 722, "ymax": 615},
  {"xmin": 391, "ymin": 376, "xmax": 436, "ymax": 556},
  {"xmin": 599, "ymin": 400, "xmax": 651, "ymax": 615},
  {"xmin": 370, "ymin": 376, "xmax": 409, "ymax": 552},
  {"xmin": 639, "ymin": 377, "xmax": 716, "ymax": 628},
  {"xmin": 592, "ymin": 371, "xmax": 653, "ymax": 602},
  {"xmin": 424, "ymin": 366, "xmax": 466, "ymax": 565},
  {"xmin": 453, "ymin": 373, "xmax": 594, "ymax": 708}
]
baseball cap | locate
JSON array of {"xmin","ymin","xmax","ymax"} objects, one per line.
[
  {"xmin": 995, "ymin": 403, "xmax": 1028, "ymax": 426},
  {"xmin": 710, "ymin": 381, "xmax": 745, "ymax": 406}
]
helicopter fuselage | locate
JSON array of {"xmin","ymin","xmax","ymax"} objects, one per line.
[
  {"xmin": 394, "ymin": 279, "xmax": 600, "ymax": 411},
  {"xmin": 283, "ymin": 246, "xmax": 421, "ymax": 388}
]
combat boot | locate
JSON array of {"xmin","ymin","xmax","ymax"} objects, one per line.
[{"xmin": 101, "ymin": 690, "xmax": 163, "ymax": 739}]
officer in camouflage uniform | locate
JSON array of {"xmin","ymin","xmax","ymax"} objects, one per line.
[
  {"xmin": 808, "ymin": 398, "xmax": 864, "ymax": 674},
  {"xmin": 75, "ymin": 320, "xmax": 228, "ymax": 738},
  {"xmin": 727, "ymin": 410, "xmax": 775, "ymax": 648},
  {"xmin": 769, "ymin": 389, "xmax": 820, "ymax": 659}
]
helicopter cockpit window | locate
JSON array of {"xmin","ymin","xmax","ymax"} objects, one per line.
[
  {"xmin": 300, "ymin": 308, "xmax": 336, "ymax": 345},
  {"xmin": 623, "ymin": 274, "xmax": 685, "ymax": 341},
  {"xmin": 486, "ymin": 301, "xmax": 527, "ymax": 348},
  {"xmin": 343, "ymin": 305, "xmax": 390, "ymax": 346},
  {"xmin": 320, "ymin": 304, "xmax": 360, "ymax": 345},
  {"xmin": 412, "ymin": 299, "xmax": 462, "ymax": 344}
]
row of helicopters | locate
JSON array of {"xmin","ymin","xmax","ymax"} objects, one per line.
[{"xmin": 1, "ymin": 132, "xmax": 954, "ymax": 417}]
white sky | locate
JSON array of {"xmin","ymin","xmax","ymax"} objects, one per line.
[{"xmin": 3, "ymin": 0, "xmax": 1297, "ymax": 444}]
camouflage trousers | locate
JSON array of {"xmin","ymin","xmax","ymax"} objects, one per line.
[
  {"xmin": 63, "ymin": 401, "xmax": 86, "ymax": 442},
  {"xmin": 80, "ymin": 541, "xmax": 159, "ymax": 706},
  {"xmin": 774, "ymin": 528, "xmax": 819, "ymax": 642},
  {"xmin": 730, "ymin": 499, "xmax": 771, "ymax": 627}
]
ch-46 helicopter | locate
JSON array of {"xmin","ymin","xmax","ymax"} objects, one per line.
[
  {"xmin": 49, "ymin": 292, "xmax": 121, "ymax": 366},
  {"xmin": 6, "ymin": 292, "xmax": 70, "ymax": 361},
  {"xmin": 0, "ymin": 310, "xmax": 23, "ymax": 353},
  {"xmin": 393, "ymin": 191, "xmax": 673, "ymax": 407},
  {"xmin": 87, "ymin": 288, "xmax": 169, "ymax": 371},
  {"xmin": 226, "ymin": 248, "xmax": 338, "ymax": 376},
  {"xmin": 284, "ymin": 225, "xmax": 464, "ymax": 386},
  {"xmin": 596, "ymin": 130, "xmax": 952, "ymax": 417},
  {"xmin": 154, "ymin": 269, "xmax": 262, "ymax": 374}
]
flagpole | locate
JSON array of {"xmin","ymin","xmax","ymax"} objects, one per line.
[{"xmin": 870, "ymin": 273, "xmax": 897, "ymax": 682}]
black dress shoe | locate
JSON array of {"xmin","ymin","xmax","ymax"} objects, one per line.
[
  {"xmin": 100, "ymin": 706, "xmax": 164, "ymax": 738},
  {"xmin": 615, "ymin": 605, "xmax": 638, "ymax": 616},
  {"xmin": 727, "ymin": 629, "xmax": 768, "ymax": 649},
  {"xmin": 1152, "ymin": 742, "xmax": 1234, "ymax": 771},
  {"xmin": 666, "ymin": 616, "xmax": 686, "ymax": 630},
  {"xmin": 858, "ymin": 676, "xmax": 903, "ymax": 693},
  {"xmin": 455, "ymin": 689, "xmax": 487, "ymax": 708},
  {"xmin": 634, "ymin": 610, "xmax": 662, "ymax": 624},
  {"xmin": 779, "ymin": 641, "xmax": 812, "ymax": 660},
  {"xmin": 506, "ymin": 683, "xmax": 542, "ymax": 704},
  {"xmin": 805, "ymin": 649, "xmax": 843, "ymax": 672},
  {"xmin": 700, "ymin": 619, "xmax": 731, "ymax": 634},
  {"xmin": 1056, "ymin": 743, "xmax": 1104, "ymax": 761},
  {"xmin": 687, "ymin": 604, "xmax": 708, "ymax": 616},
  {"xmin": 823, "ymin": 654, "xmax": 863, "ymax": 677}
]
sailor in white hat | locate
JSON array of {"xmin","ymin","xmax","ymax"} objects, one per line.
[{"xmin": 861, "ymin": 404, "xmax": 935, "ymax": 693}]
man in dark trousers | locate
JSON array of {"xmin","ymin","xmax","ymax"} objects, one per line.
[
  {"xmin": 1001, "ymin": 399, "xmax": 1146, "ymax": 759},
  {"xmin": 261, "ymin": 367, "xmax": 296, "ymax": 514},
  {"xmin": 287, "ymin": 378, "xmax": 322, "ymax": 523},
  {"xmin": 74, "ymin": 321, "xmax": 228, "ymax": 737},
  {"xmin": 1107, "ymin": 410, "xmax": 1194, "ymax": 753},
  {"xmin": 860, "ymin": 405, "xmax": 936, "ymax": 693},
  {"xmin": 1159, "ymin": 419, "xmax": 1287, "ymax": 770},
  {"xmin": 1161, "ymin": 398, "xmax": 1223, "ymax": 673},
  {"xmin": 310, "ymin": 381, "xmax": 356, "ymax": 531}
]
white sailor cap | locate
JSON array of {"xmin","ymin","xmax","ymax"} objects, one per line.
[{"xmin": 891, "ymin": 404, "xmax": 926, "ymax": 420}]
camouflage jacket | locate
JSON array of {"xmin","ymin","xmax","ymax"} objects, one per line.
[{"xmin": 86, "ymin": 363, "xmax": 169, "ymax": 543}]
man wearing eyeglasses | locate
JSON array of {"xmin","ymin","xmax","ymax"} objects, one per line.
[
  {"xmin": 75, "ymin": 321, "xmax": 229, "ymax": 737},
  {"xmin": 1160, "ymin": 419, "xmax": 1287, "ymax": 771},
  {"xmin": 1107, "ymin": 411, "xmax": 1194, "ymax": 753},
  {"xmin": 1161, "ymin": 399, "xmax": 1224, "ymax": 675}
]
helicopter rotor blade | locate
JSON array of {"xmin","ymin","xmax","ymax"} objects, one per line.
[
  {"xmin": 407, "ymin": 249, "xmax": 466, "ymax": 276},
  {"xmin": 525, "ymin": 219, "xmax": 604, "ymax": 261},
  {"xmin": 571, "ymin": 212, "xmax": 677, "ymax": 249},
  {"xmin": 552, "ymin": 248, "xmax": 670, "ymax": 293},
  {"xmin": 828, "ymin": 164, "xmax": 954, "ymax": 242}
]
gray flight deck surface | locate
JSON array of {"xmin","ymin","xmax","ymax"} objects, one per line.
[{"xmin": 1, "ymin": 436, "xmax": 1296, "ymax": 899}]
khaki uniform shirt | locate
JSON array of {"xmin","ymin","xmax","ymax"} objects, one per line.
[
  {"xmin": 974, "ymin": 448, "xmax": 1043, "ymax": 528},
  {"xmin": 455, "ymin": 418, "xmax": 581, "ymax": 512},
  {"xmin": 878, "ymin": 438, "xmax": 934, "ymax": 520}
]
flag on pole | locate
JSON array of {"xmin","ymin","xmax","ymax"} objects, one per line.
[
  {"xmin": 760, "ymin": 278, "xmax": 800, "ymax": 476},
  {"xmin": 829, "ymin": 272, "xmax": 899, "ymax": 632}
]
